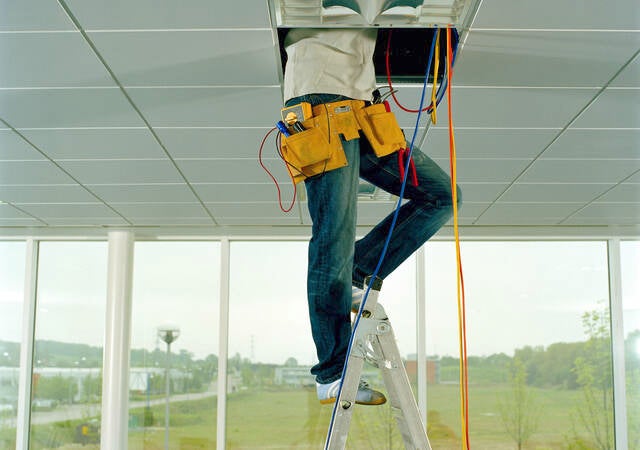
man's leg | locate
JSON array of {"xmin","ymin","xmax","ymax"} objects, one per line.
[
  {"xmin": 353, "ymin": 143, "xmax": 462, "ymax": 287},
  {"xmin": 305, "ymin": 138, "xmax": 360, "ymax": 384}
]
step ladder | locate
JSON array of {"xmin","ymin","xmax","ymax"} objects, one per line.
[{"xmin": 324, "ymin": 276, "xmax": 432, "ymax": 450}]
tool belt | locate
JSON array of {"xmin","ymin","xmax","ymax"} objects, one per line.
[{"xmin": 279, "ymin": 100, "xmax": 406, "ymax": 184}]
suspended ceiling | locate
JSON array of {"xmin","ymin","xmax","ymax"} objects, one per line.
[{"xmin": 0, "ymin": 0, "xmax": 638, "ymax": 238}]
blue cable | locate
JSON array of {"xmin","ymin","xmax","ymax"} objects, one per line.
[{"xmin": 323, "ymin": 27, "xmax": 441, "ymax": 449}]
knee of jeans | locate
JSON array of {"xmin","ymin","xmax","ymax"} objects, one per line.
[{"xmin": 427, "ymin": 183, "xmax": 461, "ymax": 213}]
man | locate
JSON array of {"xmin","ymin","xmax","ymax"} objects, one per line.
[{"xmin": 283, "ymin": 28, "xmax": 461, "ymax": 405}]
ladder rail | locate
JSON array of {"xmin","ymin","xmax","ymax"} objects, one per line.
[{"xmin": 324, "ymin": 279, "xmax": 432, "ymax": 450}]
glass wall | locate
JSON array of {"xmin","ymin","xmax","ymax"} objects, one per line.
[
  {"xmin": 128, "ymin": 241, "xmax": 220, "ymax": 449},
  {"xmin": 621, "ymin": 241, "xmax": 639, "ymax": 450},
  {"xmin": 425, "ymin": 241, "xmax": 612, "ymax": 450},
  {"xmin": 0, "ymin": 242, "xmax": 25, "ymax": 450},
  {"xmin": 0, "ymin": 237, "xmax": 637, "ymax": 448},
  {"xmin": 30, "ymin": 241, "xmax": 107, "ymax": 449}
]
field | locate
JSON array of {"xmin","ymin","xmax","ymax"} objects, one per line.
[{"xmin": 8, "ymin": 383, "xmax": 599, "ymax": 449}]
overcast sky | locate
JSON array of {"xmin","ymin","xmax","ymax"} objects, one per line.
[{"xmin": 0, "ymin": 239, "xmax": 638, "ymax": 366}]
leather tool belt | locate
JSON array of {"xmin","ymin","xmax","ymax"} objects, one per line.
[{"xmin": 279, "ymin": 100, "xmax": 406, "ymax": 184}]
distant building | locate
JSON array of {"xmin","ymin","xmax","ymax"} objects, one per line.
[{"xmin": 404, "ymin": 358, "xmax": 440, "ymax": 384}]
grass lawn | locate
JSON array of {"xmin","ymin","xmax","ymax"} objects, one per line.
[
  {"xmin": 124, "ymin": 384, "xmax": 593, "ymax": 449},
  {"xmin": 8, "ymin": 384, "xmax": 601, "ymax": 449}
]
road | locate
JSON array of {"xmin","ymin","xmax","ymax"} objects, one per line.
[{"xmin": 1, "ymin": 390, "xmax": 217, "ymax": 428}]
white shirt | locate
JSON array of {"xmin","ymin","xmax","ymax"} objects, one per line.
[{"xmin": 283, "ymin": 28, "xmax": 378, "ymax": 102}]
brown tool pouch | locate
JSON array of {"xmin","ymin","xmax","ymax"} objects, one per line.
[{"xmin": 279, "ymin": 100, "xmax": 405, "ymax": 184}]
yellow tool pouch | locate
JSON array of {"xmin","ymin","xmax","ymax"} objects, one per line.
[
  {"xmin": 279, "ymin": 100, "xmax": 405, "ymax": 184},
  {"xmin": 355, "ymin": 103, "xmax": 407, "ymax": 158}
]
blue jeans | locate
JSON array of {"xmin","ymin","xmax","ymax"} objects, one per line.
[{"xmin": 287, "ymin": 94, "xmax": 462, "ymax": 383}]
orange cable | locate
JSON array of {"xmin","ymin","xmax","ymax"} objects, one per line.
[{"xmin": 446, "ymin": 26, "xmax": 470, "ymax": 450}]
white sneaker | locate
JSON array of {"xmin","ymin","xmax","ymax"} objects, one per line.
[{"xmin": 316, "ymin": 378, "xmax": 386, "ymax": 405}]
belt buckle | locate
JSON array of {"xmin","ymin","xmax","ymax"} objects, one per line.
[{"xmin": 334, "ymin": 105, "xmax": 351, "ymax": 114}]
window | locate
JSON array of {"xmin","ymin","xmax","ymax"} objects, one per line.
[
  {"xmin": 30, "ymin": 241, "xmax": 107, "ymax": 449},
  {"xmin": 425, "ymin": 241, "xmax": 612, "ymax": 449},
  {"xmin": 0, "ymin": 242, "xmax": 25, "ymax": 450},
  {"xmin": 128, "ymin": 241, "xmax": 220, "ymax": 449},
  {"xmin": 227, "ymin": 241, "xmax": 416, "ymax": 448}
]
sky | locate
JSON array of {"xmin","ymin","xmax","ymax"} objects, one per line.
[{"xmin": 0, "ymin": 239, "xmax": 638, "ymax": 366}]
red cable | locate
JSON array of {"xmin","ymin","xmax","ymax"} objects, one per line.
[
  {"xmin": 385, "ymin": 30, "xmax": 434, "ymax": 114},
  {"xmin": 258, "ymin": 128, "xmax": 297, "ymax": 213}
]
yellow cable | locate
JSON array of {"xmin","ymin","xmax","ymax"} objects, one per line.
[
  {"xmin": 447, "ymin": 27, "xmax": 470, "ymax": 450},
  {"xmin": 430, "ymin": 29, "xmax": 440, "ymax": 124}
]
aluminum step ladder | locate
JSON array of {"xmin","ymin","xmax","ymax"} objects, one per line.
[{"xmin": 324, "ymin": 276, "xmax": 432, "ymax": 450}]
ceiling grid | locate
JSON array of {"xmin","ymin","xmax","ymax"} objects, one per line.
[{"xmin": 0, "ymin": 0, "xmax": 637, "ymax": 236}]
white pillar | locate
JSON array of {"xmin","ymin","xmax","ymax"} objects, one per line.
[
  {"xmin": 416, "ymin": 246, "xmax": 427, "ymax": 427},
  {"xmin": 608, "ymin": 239, "xmax": 628, "ymax": 450},
  {"xmin": 101, "ymin": 231, "xmax": 134, "ymax": 450},
  {"xmin": 15, "ymin": 239, "xmax": 39, "ymax": 450},
  {"xmin": 217, "ymin": 238, "xmax": 230, "ymax": 450}
]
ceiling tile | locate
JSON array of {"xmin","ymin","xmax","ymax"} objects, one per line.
[
  {"xmin": 45, "ymin": 216, "xmax": 129, "ymax": 226},
  {"xmin": 88, "ymin": 30, "xmax": 280, "ymax": 86},
  {"xmin": 177, "ymin": 158, "xmax": 290, "ymax": 184},
  {"xmin": 112, "ymin": 203, "xmax": 209, "ymax": 218},
  {"xmin": 520, "ymin": 159, "xmax": 640, "ymax": 183},
  {"xmin": 65, "ymin": 0, "xmax": 271, "ymax": 29},
  {"xmin": 0, "ymin": 129, "xmax": 47, "ymax": 160},
  {"xmin": 0, "ymin": 32, "xmax": 114, "ymax": 88},
  {"xmin": 0, "ymin": 161, "xmax": 73, "ymax": 184},
  {"xmin": 23, "ymin": 128, "xmax": 166, "ymax": 159},
  {"xmin": 457, "ymin": 182, "xmax": 509, "ymax": 202},
  {"xmin": 0, "ymin": 185, "xmax": 96, "ymax": 203},
  {"xmin": 17, "ymin": 203, "xmax": 121, "ymax": 218},
  {"xmin": 218, "ymin": 216, "xmax": 301, "ymax": 226},
  {"xmin": 392, "ymin": 87, "xmax": 598, "ymax": 128},
  {"xmin": 626, "ymin": 171, "xmax": 640, "ymax": 183},
  {"xmin": 424, "ymin": 128, "xmax": 556, "ymax": 159},
  {"xmin": 475, "ymin": 203, "xmax": 583, "ymax": 225},
  {"xmin": 595, "ymin": 182, "xmax": 640, "ymax": 203},
  {"xmin": 544, "ymin": 129, "xmax": 640, "ymax": 159},
  {"xmin": 0, "ymin": 217, "xmax": 46, "ymax": 226},
  {"xmin": 433, "ymin": 157, "xmax": 530, "ymax": 182},
  {"xmin": 451, "ymin": 202, "xmax": 492, "ymax": 220},
  {"xmin": 86, "ymin": 184, "xmax": 196, "ymax": 203},
  {"xmin": 193, "ymin": 183, "xmax": 295, "ymax": 202},
  {"xmin": 500, "ymin": 183, "xmax": 614, "ymax": 202},
  {"xmin": 571, "ymin": 88, "xmax": 640, "ymax": 128},
  {"xmin": 129, "ymin": 217, "xmax": 215, "ymax": 226},
  {"xmin": 57, "ymin": 160, "xmax": 184, "ymax": 184},
  {"xmin": 562, "ymin": 216, "xmax": 639, "ymax": 225},
  {"xmin": 0, "ymin": 203, "xmax": 32, "ymax": 218},
  {"xmin": 455, "ymin": 31, "xmax": 640, "ymax": 87},
  {"xmin": 206, "ymin": 202, "xmax": 298, "ymax": 219},
  {"xmin": 156, "ymin": 128, "xmax": 274, "ymax": 159},
  {"xmin": 472, "ymin": 0, "xmax": 639, "ymax": 30},
  {"xmin": 127, "ymin": 87, "xmax": 282, "ymax": 128},
  {"xmin": 611, "ymin": 54, "xmax": 640, "ymax": 87},
  {"xmin": 0, "ymin": 88, "xmax": 143, "ymax": 128},
  {"xmin": 567, "ymin": 203, "xmax": 640, "ymax": 221},
  {"xmin": 0, "ymin": 0, "xmax": 73, "ymax": 31}
]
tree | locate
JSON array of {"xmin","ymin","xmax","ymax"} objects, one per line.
[
  {"xmin": 284, "ymin": 357, "xmax": 298, "ymax": 367},
  {"xmin": 36, "ymin": 375, "xmax": 78, "ymax": 404},
  {"xmin": 497, "ymin": 356, "xmax": 540, "ymax": 450},
  {"xmin": 570, "ymin": 307, "xmax": 614, "ymax": 450}
]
